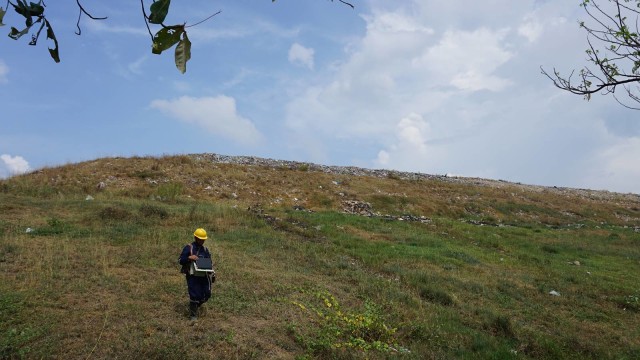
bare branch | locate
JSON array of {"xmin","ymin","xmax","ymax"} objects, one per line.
[
  {"xmin": 543, "ymin": 0, "xmax": 640, "ymax": 108},
  {"xmin": 75, "ymin": 0, "xmax": 107, "ymax": 35},
  {"xmin": 140, "ymin": 0, "xmax": 153, "ymax": 41},
  {"xmin": 336, "ymin": 0, "xmax": 355, "ymax": 9},
  {"xmin": 185, "ymin": 10, "xmax": 222, "ymax": 29}
]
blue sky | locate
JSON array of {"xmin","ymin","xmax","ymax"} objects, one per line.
[{"xmin": 1, "ymin": 0, "xmax": 639, "ymax": 194}]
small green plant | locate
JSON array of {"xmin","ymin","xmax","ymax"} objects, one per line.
[
  {"xmin": 387, "ymin": 172, "xmax": 401, "ymax": 180},
  {"xmin": 98, "ymin": 206, "xmax": 132, "ymax": 221},
  {"xmin": 30, "ymin": 218, "xmax": 68, "ymax": 236},
  {"xmin": 541, "ymin": 245, "xmax": 560, "ymax": 254},
  {"xmin": 486, "ymin": 314, "xmax": 516, "ymax": 338},
  {"xmin": 620, "ymin": 292, "xmax": 639, "ymax": 312},
  {"xmin": 0, "ymin": 243, "xmax": 18, "ymax": 263},
  {"xmin": 139, "ymin": 204, "xmax": 169, "ymax": 219},
  {"xmin": 418, "ymin": 285, "xmax": 454, "ymax": 306},
  {"xmin": 130, "ymin": 169, "xmax": 163, "ymax": 179},
  {"xmin": 291, "ymin": 290, "xmax": 405, "ymax": 355},
  {"xmin": 156, "ymin": 182, "xmax": 183, "ymax": 201},
  {"xmin": 298, "ymin": 164, "xmax": 310, "ymax": 172}
]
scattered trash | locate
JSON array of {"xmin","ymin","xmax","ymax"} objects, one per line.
[
  {"xmin": 549, "ymin": 290, "xmax": 561, "ymax": 296},
  {"xmin": 85, "ymin": 195, "xmax": 94, "ymax": 201},
  {"xmin": 25, "ymin": 227, "xmax": 34, "ymax": 233}
]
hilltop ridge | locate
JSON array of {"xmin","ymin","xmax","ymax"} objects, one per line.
[{"xmin": 192, "ymin": 153, "xmax": 640, "ymax": 201}]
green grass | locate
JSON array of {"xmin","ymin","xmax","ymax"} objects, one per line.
[{"xmin": 0, "ymin": 155, "xmax": 639, "ymax": 359}]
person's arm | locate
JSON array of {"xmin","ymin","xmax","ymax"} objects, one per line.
[{"xmin": 178, "ymin": 245, "xmax": 192, "ymax": 266}]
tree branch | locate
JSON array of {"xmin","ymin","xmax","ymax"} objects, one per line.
[
  {"xmin": 185, "ymin": 10, "xmax": 222, "ymax": 28},
  {"xmin": 543, "ymin": 0, "xmax": 640, "ymax": 107},
  {"xmin": 75, "ymin": 0, "xmax": 107, "ymax": 35}
]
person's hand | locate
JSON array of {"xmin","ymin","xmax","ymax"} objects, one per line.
[{"xmin": 188, "ymin": 255, "xmax": 199, "ymax": 261}]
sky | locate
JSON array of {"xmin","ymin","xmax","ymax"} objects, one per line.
[{"xmin": 1, "ymin": 0, "xmax": 639, "ymax": 194}]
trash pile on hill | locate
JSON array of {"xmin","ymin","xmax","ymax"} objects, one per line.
[{"xmin": 342, "ymin": 200, "xmax": 431, "ymax": 223}]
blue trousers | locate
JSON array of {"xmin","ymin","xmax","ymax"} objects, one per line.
[{"xmin": 186, "ymin": 275, "xmax": 211, "ymax": 305}]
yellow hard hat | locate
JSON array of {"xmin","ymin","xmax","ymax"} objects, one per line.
[{"xmin": 194, "ymin": 228, "xmax": 207, "ymax": 240}]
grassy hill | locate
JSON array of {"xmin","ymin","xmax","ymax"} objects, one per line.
[{"xmin": 0, "ymin": 154, "xmax": 638, "ymax": 359}]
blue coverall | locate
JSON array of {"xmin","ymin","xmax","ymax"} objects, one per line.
[{"xmin": 179, "ymin": 242, "xmax": 213, "ymax": 307}]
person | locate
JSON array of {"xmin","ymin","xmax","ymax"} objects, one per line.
[{"xmin": 179, "ymin": 228, "xmax": 214, "ymax": 321}]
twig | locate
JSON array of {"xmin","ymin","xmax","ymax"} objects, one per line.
[
  {"xmin": 140, "ymin": 0, "xmax": 153, "ymax": 41},
  {"xmin": 337, "ymin": 0, "xmax": 355, "ymax": 9},
  {"xmin": 75, "ymin": 0, "xmax": 107, "ymax": 35},
  {"xmin": 185, "ymin": 10, "xmax": 221, "ymax": 28}
]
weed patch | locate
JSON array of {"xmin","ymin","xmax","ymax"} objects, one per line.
[
  {"xmin": 290, "ymin": 290, "xmax": 406, "ymax": 356},
  {"xmin": 417, "ymin": 285, "xmax": 455, "ymax": 306},
  {"xmin": 156, "ymin": 182, "xmax": 183, "ymax": 202},
  {"xmin": 29, "ymin": 218, "xmax": 69, "ymax": 236},
  {"xmin": 139, "ymin": 204, "xmax": 169, "ymax": 219},
  {"xmin": 99, "ymin": 206, "xmax": 132, "ymax": 221},
  {"xmin": 0, "ymin": 291, "xmax": 45, "ymax": 358}
]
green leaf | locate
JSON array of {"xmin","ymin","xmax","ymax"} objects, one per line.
[
  {"xmin": 0, "ymin": 7, "xmax": 7, "ymax": 27},
  {"xmin": 45, "ymin": 19, "xmax": 60, "ymax": 63},
  {"xmin": 149, "ymin": 0, "xmax": 171, "ymax": 25},
  {"xmin": 12, "ymin": 0, "xmax": 43, "ymax": 19},
  {"xmin": 174, "ymin": 32, "xmax": 191, "ymax": 74},
  {"xmin": 28, "ymin": 1, "xmax": 44, "ymax": 16},
  {"xmin": 151, "ymin": 25, "xmax": 183, "ymax": 55},
  {"xmin": 8, "ymin": 26, "xmax": 30, "ymax": 40}
]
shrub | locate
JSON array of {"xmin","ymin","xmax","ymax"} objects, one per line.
[
  {"xmin": 487, "ymin": 314, "xmax": 516, "ymax": 338},
  {"xmin": 30, "ymin": 218, "xmax": 68, "ymax": 236},
  {"xmin": 99, "ymin": 206, "xmax": 132, "ymax": 221},
  {"xmin": 156, "ymin": 182, "xmax": 183, "ymax": 202},
  {"xmin": 139, "ymin": 204, "xmax": 169, "ymax": 219},
  {"xmin": 291, "ymin": 290, "xmax": 406, "ymax": 356},
  {"xmin": 418, "ymin": 286, "xmax": 454, "ymax": 306}
]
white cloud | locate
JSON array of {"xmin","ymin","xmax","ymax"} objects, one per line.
[
  {"xmin": 363, "ymin": 11, "xmax": 434, "ymax": 34},
  {"xmin": 127, "ymin": 55, "xmax": 147, "ymax": 75},
  {"xmin": 518, "ymin": 15, "xmax": 543, "ymax": 43},
  {"xmin": 285, "ymin": 7, "xmax": 514, "ymax": 144},
  {"xmin": 0, "ymin": 154, "xmax": 30, "ymax": 178},
  {"xmin": 583, "ymin": 136, "xmax": 640, "ymax": 193},
  {"xmin": 0, "ymin": 60, "xmax": 8, "ymax": 84},
  {"xmin": 416, "ymin": 28, "xmax": 513, "ymax": 91},
  {"xmin": 288, "ymin": 43, "xmax": 315, "ymax": 70},
  {"xmin": 188, "ymin": 19, "xmax": 300, "ymax": 42},
  {"xmin": 85, "ymin": 21, "xmax": 149, "ymax": 36},
  {"xmin": 282, "ymin": 0, "xmax": 640, "ymax": 194},
  {"xmin": 374, "ymin": 113, "xmax": 447, "ymax": 173},
  {"xmin": 150, "ymin": 95, "xmax": 263, "ymax": 146}
]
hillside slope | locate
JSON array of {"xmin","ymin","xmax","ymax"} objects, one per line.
[{"xmin": 1, "ymin": 154, "xmax": 639, "ymax": 359}]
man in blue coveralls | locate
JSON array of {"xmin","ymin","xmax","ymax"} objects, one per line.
[{"xmin": 179, "ymin": 228, "xmax": 214, "ymax": 321}]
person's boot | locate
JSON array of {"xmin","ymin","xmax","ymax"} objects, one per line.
[{"xmin": 189, "ymin": 302, "xmax": 198, "ymax": 321}]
